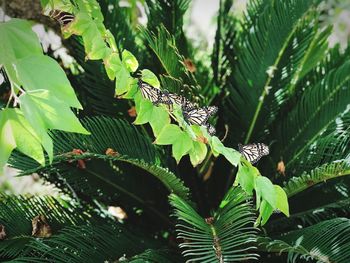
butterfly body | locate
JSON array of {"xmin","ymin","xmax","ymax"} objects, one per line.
[{"xmin": 238, "ymin": 143, "xmax": 269, "ymax": 164}]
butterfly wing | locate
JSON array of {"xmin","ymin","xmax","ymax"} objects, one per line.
[
  {"xmin": 205, "ymin": 123, "xmax": 216, "ymax": 136},
  {"xmin": 138, "ymin": 80, "xmax": 162, "ymax": 104},
  {"xmin": 238, "ymin": 144, "xmax": 262, "ymax": 164},
  {"xmin": 257, "ymin": 143, "xmax": 269, "ymax": 155},
  {"xmin": 203, "ymin": 106, "xmax": 218, "ymax": 116},
  {"xmin": 238, "ymin": 143, "xmax": 270, "ymax": 164},
  {"xmin": 49, "ymin": 10, "xmax": 75, "ymax": 27},
  {"xmin": 183, "ymin": 108, "xmax": 210, "ymax": 125}
]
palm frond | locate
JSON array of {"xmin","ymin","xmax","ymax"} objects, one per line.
[
  {"xmin": 274, "ymin": 61, "xmax": 350, "ymax": 175},
  {"xmin": 266, "ymin": 198, "xmax": 350, "ymax": 235},
  {"xmin": 0, "ymin": 194, "xmax": 94, "ymax": 260},
  {"xmin": 9, "ymin": 116, "xmax": 190, "ymax": 228},
  {"xmin": 145, "ymin": 0, "xmax": 190, "ymax": 55},
  {"xmin": 223, "ymin": 0, "xmax": 323, "ymax": 143},
  {"xmin": 128, "ymin": 249, "xmax": 183, "ymax": 262},
  {"xmin": 259, "ymin": 218, "xmax": 350, "ymax": 263},
  {"xmin": 211, "ymin": 0, "xmax": 236, "ymax": 86},
  {"xmin": 99, "ymin": 0, "xmax": 143, "ymax": 58},
  {"xmin": 170, "ymin": 187, "xmax": 258, "ymax": 262},
  {"xmin": 10, "ymin": 224, "xmax": 160, "ymax": 263},
  {"xmin": 284, "ymin": 160, "xmax": 350, "ymax": 197}
]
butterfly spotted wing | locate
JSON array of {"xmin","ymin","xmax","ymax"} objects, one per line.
[
  {"xmin": 138, "ymin": 79, "xmax": 162, "ymax": 104},
  {"xmin": 49, "ymin": 10, "xmax": 75, "ymax": 27},
  {"xmin": 238, "ymin": 143, "xmax": 269, "ymax": 164}
]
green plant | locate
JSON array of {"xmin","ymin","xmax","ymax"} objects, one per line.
[{"xmin": 0, "ymin": 0, "xmax": 349, "ymax": 262}]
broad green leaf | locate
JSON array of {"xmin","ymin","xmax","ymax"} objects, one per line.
[
  {"xmin": 68, "ymin": 11, "xmax": 108, "ymax": 59},
  {"xmin": 189, "ymin": 140, "xmax": 207, "ymax": 167},
  {"xmin": 156, "ymin": 124, "xmax": 193, "ymax": 162},
  {"xmin": 210, "ymin": 136, "xmax": 240, "ymax": 166},
  {"xmin": 14, "ymin": 55, "xmax": 82, "ymax": 109},
  {"xmin": 104, "ymin": 53, "xmax": 134, "ymax": 95},
  {"xmin": 134, "ymin": 98, "xmax": 154, "ymax": 125},
  {"xmin": 0, "ymin": 108, "xmax": 45, "ymax": 171},
  {"xmin": 122, "ymin": 81, "xmax": 138, "ymax": 99},
  {"xmin": 255, "ymin": 176, "xmax": 276, "ymax": 209},
  {"xmin": 104, "ymin": 52, "xmax": 121, "ymax": 80},
  {"xmin": 258, "ymin": 200, "xmax": 274, "ymax": 226},
  {"xmin": 141, "ymin": 69, "xmax": 160, "ymax": 88},
  {"xmin": 20, "ymin": 90, "xmax": 89, "ymax": 135},
  {"xmin": 122, "ymin": 50, "xmax": 139, "ymax": 72},
  {"xmin": 149, "ymin": 107, "xmax": 170, "ymax": 136},
  {"xmin": 235, "ymin": 164, "xmax": 257, "ymax": 195},
  {"xmin": 0, "ymin": 19, "xmax": 42, "ymax": 65},
  {"xmin": 172, "ymin": 133, "xmax": 193, "ymax": 163},
  {"xmin": 134, "ymin": 95, "xmax": 170, "ymax": 136},
  {"xmin": 156, "ymin": 124, "xmax": 182, "ymax": 145},
  {"xmin": 274, "ymin": 185, "xmax": 290, "ymax": 217}
]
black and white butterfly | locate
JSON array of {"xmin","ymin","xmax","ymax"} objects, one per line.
[
  {"xmin": 183, "ymin": 105, "xmax": 218, "ymax": 126},
  {"xmin": 49, "ymin": 10, "xmax": 75, "ymax": 27},
  {"xmin": 238, "ymin": 143, "xmax": 269, "ymax": 164},
  {"xmin": 204, "ymin": 123, "xmax": 216, "ymax": 136},
  {"xmin": 161, "ymin": 90, "xmax": 198, "ymax": 111},
  {"xmin": 137, "ymin": 79, "xmax": 163, "ymax": 105}
]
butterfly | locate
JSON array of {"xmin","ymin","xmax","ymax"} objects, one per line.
[
  {"xmin": 183, "ymin": 105, "xmax": 218, "ymax": 126},
  {"xmin": 137, "ymin": 79, "xmax": 163, "ymax": 105},
  {"xmin": 49, "ymin": 10, "xmax": 75, "ymax": 27},
  {"xmin": 204, "ymin": 123, "xmax": 216, "ymax": 136},
  {"xmin": 161, "ymin": 90, "xmax": 198, "ymax": 111},
  {"xmin": 238, "ymin": 143, "xmax": 269, "ymax": 164}
]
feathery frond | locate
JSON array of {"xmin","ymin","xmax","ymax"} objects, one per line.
[
  {"xmin": 260, "ymin": 218, "xmax": 350, "ymax": 263},
  {"xmin": 170, "ymin": 187, "xmax": 258, "ymax": 262}
]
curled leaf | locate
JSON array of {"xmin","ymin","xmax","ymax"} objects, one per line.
[
  {"xmin": 32, "ymin": 215, "xmax": 52, "ymax": 238},
  {"xmin": 0, "ymin": 225, "xmax": 6, "ymax": 240}
]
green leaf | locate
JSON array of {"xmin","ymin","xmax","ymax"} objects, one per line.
[
  {"xmin": 210, "ymin": 136, "xmax": 240, "ymax": 166},
  {"xmin": 0, "ymin": 108, "xmax": 45, "ymax": 171},
  {"xmin": 104, "ymin": 53, "xmax": 134, "ymax": 95},
  {"xmin": 122, "ymin": 50, "xmax": 139, "ymax": 72},
  {"xmin": 141, "ymin": 69, "xmax": 160, "ymax": 88},
  {"xmin": 255, "ymin": 176, "xmax": 276, "ymax": 209},
  {"xmin": 189, "ymin": 141, "xmax": 207, "ymax": 167},
  {"xmin": 0, "ymin": 19, "xmax": 42, "ymax": 65},
  {"xmin": 235, "ymin": 164, "xmax": 257, "ymax": 195},
  {"xmin": 156, "ymin": 124, "xmax": 193, "ymax": 162},
  {"xmin": 149, "ymin": 107, "xmax": 171, "ymax": 136},
  {"xmin": 274, "ymin": 185, "xmax": 289, "ymax": 217},
  {"xmin": 20, "ymin": 90, "xmax": 89, "ymax": 135},
  {"xmin": 258, "ymin": 200, "xmax": 274, "ymax": 226},
  {"xmin": 103, "ymin": 52, "xmax": 120, "ymax": 80},
  {"xmin": 14, "ymin": 55, "xmax": 82, "ymax": 109},
  {"xmin": 133, "ymin": 97, "xmax": 154, "ymax": 125},
  {"xmin": 69, "ymin": 11, "xmax": 108, "ymax": 59},
  {"xmin": 156, "ymin": 124, "xmax": 183, "ymax": 145}
]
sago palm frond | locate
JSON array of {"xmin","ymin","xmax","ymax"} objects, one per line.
[
  {"xmin": 274, "ymin": 61, "xmax": 350, "ymax": 176},
  {"xmin": 266, "ymin": 198, "xmax": 350, "ymax": 235},
  {"xmin": 9, "ymin": 116, "xmax": 190, "ymax": 227},
  {"xmin": 223, "ymin": 0, "xmax": 323, "ymax": 144},
  {"xmin": 170, "ymin": 187, "xmax": 258, "ymax": 262},
  {"xmin": 259, "ymin": 218, "xmax": 350, "ymax": 263},
  {"xmin": 284, "ymin": 160, "xmax": 350, "ymax": 197},
  {"xmin": 10, "ymin": 224, "xmax": 160, "ymax": 263},
  {"xmin": 0, "ymin": 194, "xmax": 95, "ymax": 260}
]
